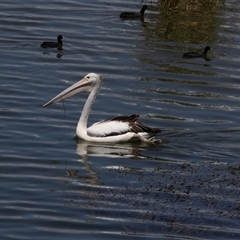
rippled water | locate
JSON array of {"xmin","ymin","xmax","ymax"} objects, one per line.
[{"xmin": 1, "ymin": 0, "xmax": 240, "ymax": 239}]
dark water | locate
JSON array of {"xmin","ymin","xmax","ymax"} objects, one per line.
[{"xmin": 1, "ymin": 0, "xmax": 240, "ymax": 239}]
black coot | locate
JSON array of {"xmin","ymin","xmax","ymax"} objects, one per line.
[
  {"xmin": 120, "ymin": 5, "xmax": 148, "ymax": 19},
  {"xmin": 41, "ymin": 35, "xmax": 64, "ymax": 50},
  {"xmin": 183, "ymin": 46, "xmax": 211, "ymax": 58}
]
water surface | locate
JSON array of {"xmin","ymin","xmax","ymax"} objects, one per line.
[{"xmin": 1, "ymin": 0, "xmax": 240, "ymax": 239}]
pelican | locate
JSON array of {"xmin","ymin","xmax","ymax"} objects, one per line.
[{"xmin": 43, "ymin": 73, "xmax": 160, "ymax": 143}]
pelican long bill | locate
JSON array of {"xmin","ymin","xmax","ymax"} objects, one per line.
[{"xmin": 43, "ymin": 77, "xmax": 92, "ymax": 107}]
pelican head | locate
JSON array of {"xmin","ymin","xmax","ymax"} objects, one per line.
[{"xmin": 43, "ymin": 73, "xmax": 103, "ymax": 107}]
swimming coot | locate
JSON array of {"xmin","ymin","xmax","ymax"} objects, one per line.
[
  {"xmin": 41, "ymin": 35, "xmax": 64, "ymax": 50},
  {"xmin": 183, "ymin": 46, "xmax": 211, "ymax": 58},
  {"xmin": 120, "ymin": 5, "xmax": 148, "ymax": 19}
]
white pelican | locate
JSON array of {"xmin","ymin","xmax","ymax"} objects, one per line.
[{"xmin": 43, "ymin": 73, "xmax": 160, "ymax": 143}]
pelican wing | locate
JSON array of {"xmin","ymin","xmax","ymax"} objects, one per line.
[{"xmin": 87, "ymin": 114, "xmax": 160, "ymax": 137}]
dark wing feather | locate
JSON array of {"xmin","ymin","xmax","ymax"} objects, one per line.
[{"xmin": 103, "ymin": 114, "xmax": 160, "ymax": 134}]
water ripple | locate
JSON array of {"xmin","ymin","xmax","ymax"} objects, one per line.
[{"xmin": 1, "ymin": 0, "xmax": 240, "ymax": 239}]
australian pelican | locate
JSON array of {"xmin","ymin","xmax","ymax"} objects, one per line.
[{"xmin": 43, "ymin": 73, "xmax": 160, "ymax": 143}]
